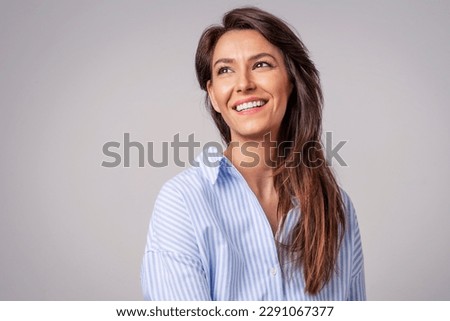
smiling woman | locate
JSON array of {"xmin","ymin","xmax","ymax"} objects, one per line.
[
  {"xmin": 207, "ymin": 29, "xmax": 293, "ymax": 143},
  {"xmin": 141, "ymin": 6, "xmax": 366, "ymax": 300}
]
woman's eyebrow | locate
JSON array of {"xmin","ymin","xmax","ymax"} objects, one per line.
[
  {"xmin": 249, "ymin": 52, "xmax": 277, "ymax": 62},
  {"xmin": 213, "ymin": 52, "xmax": 277, "ymax": 67},
  {"xmin": 213, "ymin": 58, "xmax": 234, "ymax": 67}
]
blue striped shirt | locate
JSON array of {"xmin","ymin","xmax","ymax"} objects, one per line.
[{"xmin": 141, "ymin": 150, "xmax": 366, "ymax": 300}]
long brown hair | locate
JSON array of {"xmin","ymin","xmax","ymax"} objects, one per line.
[{"xmin": 195, "ymin": 6, "xmax": 345, "ymax": 295}]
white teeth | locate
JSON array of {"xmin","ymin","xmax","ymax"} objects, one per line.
[{"xmin": 235, "ymin": 100, "xmax": 266, "ymax": 112}]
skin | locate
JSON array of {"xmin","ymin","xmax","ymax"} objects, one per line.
[{"xmin": 207, "ymin": 29, "xmax": 293, "ymax": 234}]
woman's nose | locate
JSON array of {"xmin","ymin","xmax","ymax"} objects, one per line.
[{"xmin": 236, "ymin": 71, "xmax": 256, "ymax": 93}]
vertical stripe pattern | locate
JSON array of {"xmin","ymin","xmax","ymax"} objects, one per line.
[{"xmin": 141, "ymin": 150, "xmax": 366, "ymax": 300}]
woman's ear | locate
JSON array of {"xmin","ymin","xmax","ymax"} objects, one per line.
[
  {"xmin": 288, "ymin": 80, "xmax": 294, "ymax": 96},
  {"xmin": 207, "ymin": 80, "xmax": 221, "ymax": 113}
]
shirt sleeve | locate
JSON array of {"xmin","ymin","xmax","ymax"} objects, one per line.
[
  {"xmin": 140, "ymin": 181, "xmax": 211, "ymax": 300},
  {"xmin": 343, "ymin": 191, "xmax": 367, "ymax": 301}
]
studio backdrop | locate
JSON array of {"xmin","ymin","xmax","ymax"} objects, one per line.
[{"xmin": 1, "ymin": 0, "xmax": 449, "ymax": 300}]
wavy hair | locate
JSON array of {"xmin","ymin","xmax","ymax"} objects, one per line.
[{"xmin": 195, "ymin": 6, "xmax": 345, "ymax": 294}]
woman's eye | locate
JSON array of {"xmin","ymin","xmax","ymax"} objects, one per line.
[
  {"xmin": 254, "ymin": 61, "xmax": 272, "ymax": 69},
  {"xmin": 218, "ymin": 67, "xmax": 231, "ymax": 74}
]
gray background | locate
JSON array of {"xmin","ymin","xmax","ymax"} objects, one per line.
[{"xmin": 1, "ymin": 0, "xmax": 449, "ymax": 300}]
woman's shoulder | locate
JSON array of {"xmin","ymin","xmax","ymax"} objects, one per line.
[
  {"xmin": 339, "ymin": 187, "xmax": 354, "ymax": 210},
  {"xmin": 157, "ymin": 148, "xmax": 225, "ymax": 200},
  {"xmin": 156, "ymin": 166, "xmax": 214, "ymax": 204},
  {"xmin": 338, "ymin": 187, "xmax": 360, "ymax": 226}
]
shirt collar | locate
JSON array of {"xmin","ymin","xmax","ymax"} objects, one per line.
[
  {"xmin": 196, "ymin": 146, "xmax": 300, "ymax": 207},
  {"xmin": 196, "ymin": 145, "xmax": 231, "ymax": 185}
]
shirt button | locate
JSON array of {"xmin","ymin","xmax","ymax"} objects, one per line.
[{"xmin": 270, "ymin": 267, "xmax": 277, "ymax": 276}]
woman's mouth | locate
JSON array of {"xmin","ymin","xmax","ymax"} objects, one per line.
[{"xmin": 234, "ymin": 100, "xmax": 267, "ymax": 112}]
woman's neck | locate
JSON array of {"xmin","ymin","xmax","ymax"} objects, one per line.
[{"xmin": 224, "ymin": 137, "xmax": 277, "ymax": 199}]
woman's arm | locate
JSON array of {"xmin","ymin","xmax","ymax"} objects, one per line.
[
  {"xmin": 344, "ymin": 191, "xmax": 367, "ymax": 301},
  {"xmin": 141, "ymin": 182, "xmax": 211, "ymax": 300}
]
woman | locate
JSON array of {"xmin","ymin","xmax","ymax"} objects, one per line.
[{"xmin": 141, "ymin": 7, "xmax": 365, "ymax": 300}]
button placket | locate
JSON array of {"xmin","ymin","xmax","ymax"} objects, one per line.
[{"xmin": 270, "ymin": 267, "xmax": 277, "ymax": 276}]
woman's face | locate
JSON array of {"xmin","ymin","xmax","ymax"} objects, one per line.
[{"xmin": 207, "ymin": 29, "xmax": 292, "ymax": 143}]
